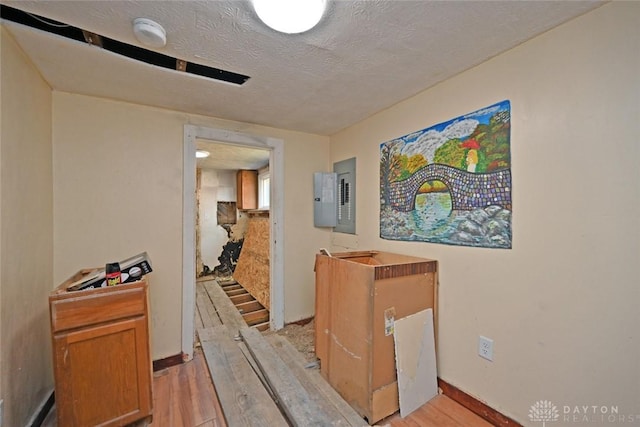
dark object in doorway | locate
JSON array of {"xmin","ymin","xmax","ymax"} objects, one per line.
[
  {"xmin": 200, "ymin": 265, "xmax": 212, "ymax": 277},
  {"xmin": 214, "ymin": 239, "xmax": 244, "ymax": 276}
]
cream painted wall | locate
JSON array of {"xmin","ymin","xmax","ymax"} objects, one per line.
[
  {"xmin": 0, "ymin": 27, "xmax": 54, "ymax": 426},
  {"xmin": 330, "ymin": 3, "xmax": 639, "ymax": 425},
  {"xmin": 53, "ymin": 92, "xmax": 331, "ymax": 358}
]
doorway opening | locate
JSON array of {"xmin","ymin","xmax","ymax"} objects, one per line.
[
  {"xmin": 182, "ymin": 125, "xmax": 284, "ymax": 360},
  {"xmin": 195, "ymin": 140, "xmax": 269, "ymax": 279}
]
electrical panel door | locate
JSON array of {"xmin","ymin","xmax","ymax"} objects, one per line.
[{"xmin": 313, "ymin": 172, "xmax": 338, "ymax": 227}]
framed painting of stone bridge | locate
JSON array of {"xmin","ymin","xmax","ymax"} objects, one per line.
[{"xmin": 380, "ymin": 100, "xmax": 512, "ymax": 248}]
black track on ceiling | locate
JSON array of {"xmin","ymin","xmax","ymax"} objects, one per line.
[{"xmin": 0, "ymin": 4, "xmax": 251, "ymax": 85}]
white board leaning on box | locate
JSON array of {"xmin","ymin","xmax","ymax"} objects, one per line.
[{"xmin": 393, "ymin": 308, "xmax": 438, "ymax": 418}]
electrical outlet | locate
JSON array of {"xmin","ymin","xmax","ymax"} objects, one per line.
[{"xmin": 479, "ymin": 335, "xmax": 494, "ymax": 361}]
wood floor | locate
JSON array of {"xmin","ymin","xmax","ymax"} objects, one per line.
[
  {"xmin": 42, "ymin": 278, "xmax": 493, "ymax": 426},
  {"xmin": 384, "ymin": 395, "xmax": 493, "ymax": 426},
  {"xmin": 151, "ymin": 351, "xmax": 491, "ymax": 427},
  {"xmin": 158, "ymin": 350, "xmax": 491, "ymax": 427},
  {"xmin": 148, "ymin": 348, "xmax": 226, "ymax": 427},
  {"xmin": 161, "ymin": 353, "xmax": 493, "ymax": 427},
  {"xmin": 42, "ymin": 348, "xmax": 492, "ymax": 427},
  {"xmin": 195, "ymin": 279, "xmax": 491, "ymax": 427}
]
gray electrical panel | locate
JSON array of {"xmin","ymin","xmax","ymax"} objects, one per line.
[
  {"xmin": 334, "ymin": 157, "xmax": 356, "ymax": 234},
  {"xmin": 313, "ymin": 172, "xmax": 338, "ymax": 227}
]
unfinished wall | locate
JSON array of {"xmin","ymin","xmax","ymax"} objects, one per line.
[
  {"xmin": 52, "ymin": 92, "xmax": 331, "ymax": 359},
  {"xmin": 329, "ymin": 3, "xmax": 639, "ymax": 424},
  {"xmin": 199, "ymin": 168, "xmax": 236, "ymax": 271},
  {"xmin": 0, "ymin": 27, "xmax": 54, "ymax": 426}
]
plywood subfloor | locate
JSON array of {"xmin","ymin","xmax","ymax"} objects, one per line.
[{"xmin": 232, "ymin": 215, "xmax": 270, "ymax": 308}]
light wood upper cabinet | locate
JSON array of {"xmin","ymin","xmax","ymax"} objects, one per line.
[{"xmin": 237, "ymin": 170, "xmax": 258, "ymax": 210}]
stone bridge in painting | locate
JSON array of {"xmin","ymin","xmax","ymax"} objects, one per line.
[{"xmin": 387, "ymin": 163, "xmax": 512, "ymax": 212}]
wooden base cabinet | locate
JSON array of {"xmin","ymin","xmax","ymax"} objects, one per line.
[
  {"xmin": 49, "ymin": 272, "xmax": 153, "ymax": 426},
  {"xmin": 315, "ymin": 251, "xmax": 438, "ymax": 424}
]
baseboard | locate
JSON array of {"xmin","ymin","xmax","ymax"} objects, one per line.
[
  {"xmin": 153, "ymin": 353, "xmax": 184, "ymax": 371},
  {"xmin": 27, "ymin": 390, "xmax": 55, "ymax": 427},
  {"xmin": 438, "ymin": 378, "xmax": 522, "ymax": 426}
]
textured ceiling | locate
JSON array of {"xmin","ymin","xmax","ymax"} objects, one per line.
[
  {"xmin": 196, "ymin": 139, "xmax": 269, "ymax": 171},
  {"xmin": 2, "ymin": 0, "xmax": 604, "ymax": 136}
]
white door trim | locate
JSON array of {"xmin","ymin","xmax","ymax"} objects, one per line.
[{"xmin": 182, "ymin": 124, "xmax": 285, "ymax": 360}]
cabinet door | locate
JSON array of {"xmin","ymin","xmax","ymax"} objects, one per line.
[
  {"xmin": 237, "ymin": 170, "xmax": 258, "ymax": 210},
  {"xmin": 53, "ymin": 316, "xmax": 152, "ymax": 426}
]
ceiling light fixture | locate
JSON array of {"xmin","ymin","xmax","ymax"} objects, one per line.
[
  {"xmin": 252, "ymin": 0, "xmax": 327, "ymax": 34},
  {"xmin": 132, "ymin": 18, "xmax": 166, "ymax": 48},
  {"xmin": 196, "ymin": 150, "xmax": 210, "ymax": 159}
]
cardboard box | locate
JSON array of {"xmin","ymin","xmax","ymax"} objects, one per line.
[
  {"xmin": 66, "ymin": 252, "xmax": 153, "ymax": 291},
  {"xmin": 314, "ymin": 250, "xmax": 438, "ymax": 423}
]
